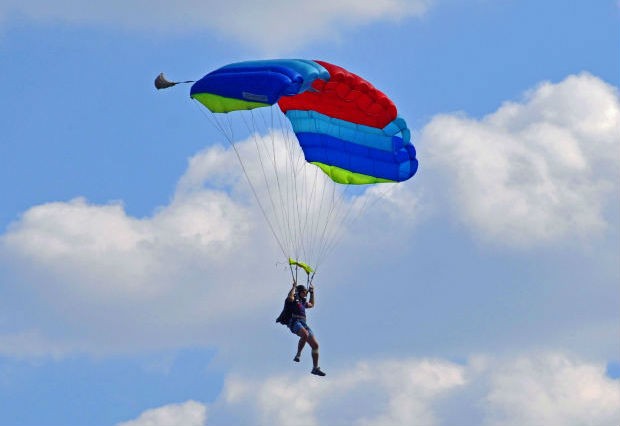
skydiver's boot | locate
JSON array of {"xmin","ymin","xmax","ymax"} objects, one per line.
[{"xmin": 311, "ymin": 367, "xmax": 326, "ymax": 376}]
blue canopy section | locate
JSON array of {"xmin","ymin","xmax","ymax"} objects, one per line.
[
  {"xmin": 296, "ymin": 132, "xmax": 418, "ymax": 182},
  {"xmin": 285, "ymin": 110, "xmax": 410, "ymax": 151},
  {"xmin": 285, "ymin": 110, "xmax": 417, "ymax": 182},
  {"xmin": 190, "ymin": 59, "xmax": 329, "ymax": 105}
]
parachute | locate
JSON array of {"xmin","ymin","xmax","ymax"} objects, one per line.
[{"xmin": 160, "ymin": 59, "xmax": 418, "ymax": 281}]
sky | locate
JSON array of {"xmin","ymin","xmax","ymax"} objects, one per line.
[{"xmin": 1, "ymin": 0, "xmax": 619, "ymax": 425}]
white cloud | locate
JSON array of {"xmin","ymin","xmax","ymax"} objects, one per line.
[
  {"xmin": 143, "ymin": 352, "xmax": 618, "ymax": 426},
  {"xmin": 421, "ymin": 73, "xmax": 620, "ymax": 247},
  {"xmin": 0, "ymin": 137, "xmax": 271, "ymax": 356},
  {"xmin": 0, "ymin": 129, "xmax": 408, "ymax": 357},
  {"xmin": 484, "ymin": 353, "xmax": 620, "ymax": 426},
  {"xmin": 117, "ymin": 400, "xmax": 207, "ymax": 426},
  {"xmin": 2, "ymin": 191, "xmax": 252, "ymax": 298},
  {"xmin": 218, "ymin": 358, "xmax": 466, "ymax": 426},
  {"xmin": 0, "ymin": 188, "xmax": 263, "ymax": 355},
  {"xmin": 0, "ymin": 0, "xmax": 433, "ymax": 52}
]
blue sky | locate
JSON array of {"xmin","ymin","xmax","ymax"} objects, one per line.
[{"xmin": 1, "ymin": 1, "xmax": 619, "ymax": 425}]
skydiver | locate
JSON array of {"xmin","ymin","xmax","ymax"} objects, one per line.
[{"xmin": 278, "ymin": 281, "xmax": 326, "ymax": 376}]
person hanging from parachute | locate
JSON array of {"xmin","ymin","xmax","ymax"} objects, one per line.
[
  {"xmin": 155, "ymin": 59, "xmax": 418, "ymax": 375},
  {"xmin": 275, "ymin": 259, "xmax": 325, "ymax": 376}
]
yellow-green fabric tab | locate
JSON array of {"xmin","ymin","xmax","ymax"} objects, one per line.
[{"xmin": 191, "ymin": 93, "xmax": 270, "ymax": 113}]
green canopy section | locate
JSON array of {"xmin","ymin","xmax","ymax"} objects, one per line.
[{"xmin": 289, "ymin": 258, "xmax": 314, "ymax": 275}]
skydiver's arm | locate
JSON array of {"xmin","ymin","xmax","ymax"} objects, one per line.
[
  {"xmin": 287, "ymin": 281, "xmax": 296, "ymax": 302},
  {"xmin": 307, "ymin": 286, "xmax": 315, "ymax": 308}
]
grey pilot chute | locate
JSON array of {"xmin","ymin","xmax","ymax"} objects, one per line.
[{"xmin": 154, "ymin": 73, "xmax": 194, "ymax": 90}]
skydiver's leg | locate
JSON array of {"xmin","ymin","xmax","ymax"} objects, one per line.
[
  {"xmin": 295, "ymin": 328, "xmax": 309, "ymax": 362},
  {"xmin": 307, "ymin": 334, "xmax": 325, "ymax": 376},
  {"xmin": 306, "ymin": 334, "xmax": 320, "ymax": 368}
]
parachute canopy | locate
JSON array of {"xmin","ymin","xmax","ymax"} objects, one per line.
[
  {"xmin": 164, "ymin": 59, "xmax": 421, "ymax": 276},
  {"xmin": 190, "ymin": 59, "xmax": 418, "ymax": 185}
]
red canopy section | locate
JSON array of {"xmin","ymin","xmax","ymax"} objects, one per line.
[{"xmin": 278, "ymin": 60, "xmax": 397, "ymax": 129}]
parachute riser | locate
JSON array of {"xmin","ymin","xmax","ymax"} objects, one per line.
[
  {"xmin": 308, "ymin": 271, "xmax": 316, "ymax": 290},
  {"xmin": 289, "ymin": 263, "xmax": 299, "ymax": 286},
  {"xmin": 288, "ymin": 258, "xmax": 316, "ymax": 290}
]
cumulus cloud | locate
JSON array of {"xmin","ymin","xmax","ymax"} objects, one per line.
[
  {"xmin": 0, "ymin": 136, "xmax": 272, "ymax": 356},
  {"xmin": 421, "ymin": 73, "xmax": 620, "ymax": 247},
  {"xmin": 0, "ymin": 0, "xmax": 432, "ymax": 52},
  {"xmin": 215, "ymin": 357, "xmax": 466, "ymax": 426},
  {"xmin": 0, "ymin": 189, "xmax": 262, "ymax": 355},
  {"xmin": 483, "ymin": 353, "xmax": 620, "ymax": 426},
  {"xmin": 117, "ymin": 400, "xmax": 207, "ymax": 426},
  {"xmin": 125, "ymin": 352, "xmax": 619, "ymax": 426},
  {"xmin": 0, "ymin": 129, "xmax": 407, "ymax": 357}
]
